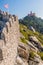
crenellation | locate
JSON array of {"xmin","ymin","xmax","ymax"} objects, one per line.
[
  {"xmin": 3, "ymin": 22, "xmax": 9, "ymax": 34},
  {"xmin": 9, "ymin": 21, "xmax": 12, "ymax": 27},
  {"xmin": 2, "ymin": 33, "xmax": 6, "ymax": 44},
  {"xmin": 3, "ymin": 12, "xmax": 6, "ymax": 16},
  {"xmin": 13, "ymin": 15, "xmax": 16, "ymax": 21},
  {"xmin": 0, "ymin": 10, "xmax": 3, "ymax": 15},
  {"xmin": 5, "ymin": 24, "xmax": 9, "ymax": 33},
  {"xmin": 0, "ymin": 48, "xmax": 3, "ymax": 62},
  {"xmin": 9, "ymin": 18, "xmax": 13, "ymax": 24},
  {"xmin": 0, "ymin": 10, "xmax": 19, "ymax": 65}
]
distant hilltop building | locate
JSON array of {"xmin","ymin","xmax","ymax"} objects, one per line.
[
  {"xmin": 0, "ymin": 10, "xmax": 19, "ymax": 65},
  {"xmin": 28, "ymin": 11, "xmax": 36, "ymax": 16}
]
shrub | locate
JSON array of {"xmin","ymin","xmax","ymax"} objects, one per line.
[
  {"xmin": 29, "ymin": 51, "xmax": 35, "ymax": 58},
  {"xmin": 38, "ymin": 52, "xmax": 43, "ymax": 60},
  {"xmin": 20, "ymin": 37, "xmax": 27, "ymax": 44}
]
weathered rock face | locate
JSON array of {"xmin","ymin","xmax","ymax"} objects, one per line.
[
  {"xmin": 29, "ymin": 36, "xmax": 43, "ymax": 51},
  {"xmin": 0, "ymin": 10, "xmax": 19, "ymax": 65},
  {"xmin": 26, "ymin": 40, "xmax": 38, "ymax": 53},
  {"xmin": 29, "ymin": 36, "xmax": 40, "ymax": 43},
  {"xmin": 16, "ymin": 42, "xmax": 29, "ymax": 65},
  {"xmin": 29, "ymin": 26, "xmax": 36, "ymax": 32},
  {"xmin": 17, "ymin": 42, "xmax": 43, "ymax": 65},
  {"xmin": 18, "ymin": 43, "xmax": 29, "ymax": 60},
  {"xmin": 28, "ymin": 55, "xmax": 43, "ymax": 65},
  {"xmin": 16, "ymin": 56, "xmax": 28, "ymax": 65}
]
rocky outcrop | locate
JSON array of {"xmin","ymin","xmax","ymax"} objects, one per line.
[
  {"xmin": 15, "ymin": 42, "xmax": 29, "ymax": 65},
  {"xmin": 16, "ymin": 56, "xmax": 28, "ymax": 65},
  {"xmin": 26, "ymin": 40, "xmax": 38, "ymax": 53},
  {"xmin": 18, "ymin": 42, "xmax": 29, "ymax": 60},
  {"xmin": 17, "ymin": 42, "xmax": 43, "ymax": 65},
  {"xmin": 29, "ymin": 26, "xmax": 36, "ymax": 32},
  {"xmin": 29, "ymin": 36, "xmax": 43, "ymax": 51},
  {"xmin": 29, "ymin": 36, "xmax": 40, "ymax": 43},
  {"xmin": 28, "ymin": 53, "xmax": 43, "ymax": 65}
]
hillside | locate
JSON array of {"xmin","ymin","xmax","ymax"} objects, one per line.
[
  {"xmin": 19, "ymin": 13, "xmax": 43, "ymax": 34},
  {"xmin": 20, "ymin": 24, "xmax": 43, "ymax": 45},
  {"xmin": 18, "ymin": 12, "xmax": 43, "ymax": 65},
  {"xmin": 18, "ymin": 23, "xmax": 43, "ymax": 65}
]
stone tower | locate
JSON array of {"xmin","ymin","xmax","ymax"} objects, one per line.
[{"xmin": 0, "ymin": 10, "xmax": 19, "ymax": 65}]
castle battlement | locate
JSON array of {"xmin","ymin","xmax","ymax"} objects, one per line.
[{"xmin": 0, "ymin": 10, "xmax": 19, "ymax": 65}]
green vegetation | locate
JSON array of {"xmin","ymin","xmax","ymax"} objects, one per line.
[
  {"xmin": 20, "ymin": 37, "xmax": 27, "ymax": 44},
  {"xmin": 20, "ymin": 24, "xmax": 29, "ymax": 40},
  {"xmin": 29, "ymin": 51, "xmax": 35, "ymax": 58},
  {"xmin": 19, "ymin": 15, "xmax": 43, "ymax": 34},
  {"xmin": 19, "ymin": 15, "xmax": 43, "ymax": 61},
  {"xmin": 38, "ymin": 52, "xmax": 43, "ymax": 60},
  {"xmin": 20, "ymin": 23, "xmax": 43, "ymax": 45}
]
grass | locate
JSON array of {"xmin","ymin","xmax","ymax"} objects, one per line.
[
  {"xmin": 19, "ymin": 23, "xmax": 43, "ymax": 60},
  {"xmin": 38, "ymin": 52, "xmax": 43, "ymax": 60},
  {"xmin": 20, "ymin": 37, "xmax": 27, "ymax": 44},
  {"xmin": 19, "ymin": 23, "xmax": 43, "ymax": 45},
  {"xmin": 29, "ymin": 51, "xmax": 35, "ymax": 58}
]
